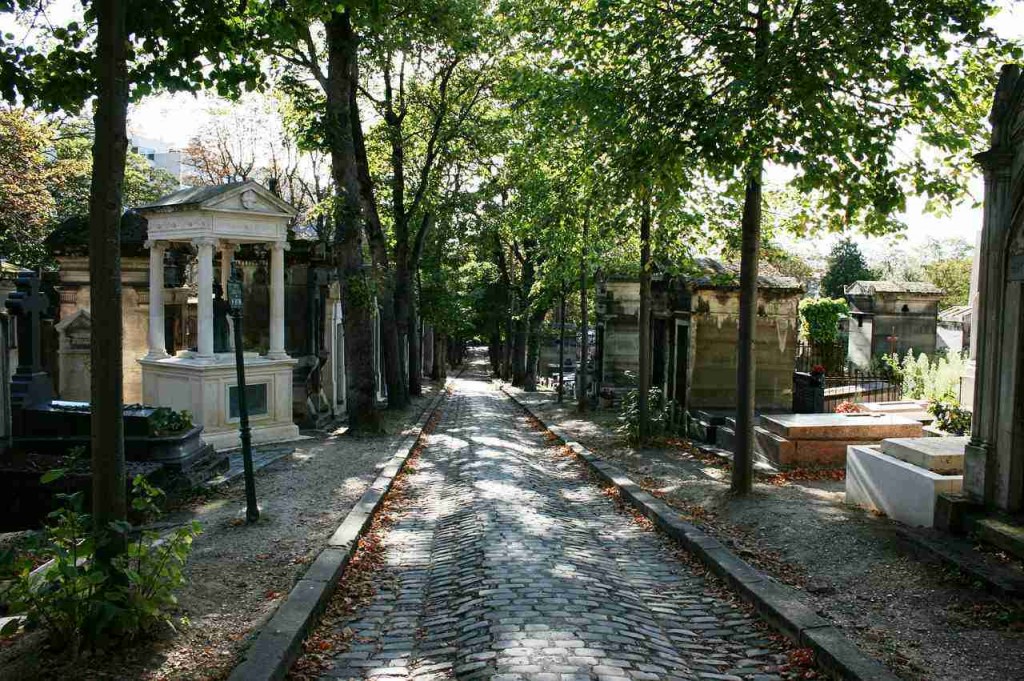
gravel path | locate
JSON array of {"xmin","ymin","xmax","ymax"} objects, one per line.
[{"xmin": 307, "ymin": 369, "xmax": 806, "ymax": 681}]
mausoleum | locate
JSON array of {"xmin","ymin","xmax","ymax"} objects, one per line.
[
  {"xmin": 136, "ymin": 182, "xmax": 301, "ymax": 449},
  {"xmin": 595, "ymin": 257, "xmax": 803, "ymax": 413},
  {"xmin": 845, "ymin": 280, "xmax": 944, "ymax": 367}
]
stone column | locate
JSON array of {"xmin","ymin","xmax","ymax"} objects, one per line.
[
  {"xmin": 144, "ymin": 240, "xmax": 169, "ymax": 359},
  {"xmin": 194, "ymin": 237, "xmax": 217, "ymax": 359},
  {"xmin": 220, "ymin": 242, "xmax": 237, "ymax": 350},
  {"xmin": 268, "ymin": 240, "xmax": 289, "ymax": 359},
  {"xmin": 964, "ymin": 147, "xmax": 1014, "ymax": 504}
]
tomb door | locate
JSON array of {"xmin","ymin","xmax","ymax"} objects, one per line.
[
  {"xmin": 652, "ymin": 318, "xmax": 668, "ymax": 400},
  {"xmin": 672, "ymin": 319, "xmax": 690, "ymax": 412}
]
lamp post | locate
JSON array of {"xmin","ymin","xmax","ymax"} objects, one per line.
[{"xmin": 227, "ymin": 273, "xmax": 259, "ymax": 523}]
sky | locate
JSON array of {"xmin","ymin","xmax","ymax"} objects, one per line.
[{"xmin": 3, "ymin": 0, "xmax": 1023, "ymax": 263}]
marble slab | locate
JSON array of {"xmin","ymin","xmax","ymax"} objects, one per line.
[
  {"xmin": 880, "ymin": 436, "xmax": 968, "ymax": 474},
  {"xmin": 761, "ymin": 413, "xmax": 924, "ymax": 441}
]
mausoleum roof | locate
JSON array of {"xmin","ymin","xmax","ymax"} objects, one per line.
[
  {"xmin": 137, "ymin": 180, "xmax": 296, "ymax": 217},
  {"xmin": 686, "ymin": 257, "xmax": 804, "ymax": 292},
  {"xmin": 845, "ymin": 280, "xmax": 943, "ymax": 296}
]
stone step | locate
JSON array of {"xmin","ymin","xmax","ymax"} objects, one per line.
[
  {"xmin": 974, "ymin": 517, "xmax": 1024, "ymax": 561},
  {"xmin": 880, "ymin": 437, "xmax": 967, "ymax": 474}
]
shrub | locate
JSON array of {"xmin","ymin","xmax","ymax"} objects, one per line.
[
  {"xmin": 929, "ymin": 400, "xmax": 972, "ymax": 436},
  {"xmin": 884, "ymin": 350, "xmax": 966, "ymax": 403},
  {"xmin": 798, "ymin": 297, "xmax": 849, "ymax": 346},
  {"xmin": 149, "ymin": 407, "xmax": 193, "ymax": 437},
  {"xmin": 0, "ymin": 463, "xmax": 200, "ymax": 655},
  {"xmin": 616, "ymin": 373, "xmax": 679, "ymax": 444}
]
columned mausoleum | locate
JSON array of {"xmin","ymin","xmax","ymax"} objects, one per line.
[
  {"xmin": 965, "ymin": 64, "xmax": 1024, "ymax": 513},
  {"xmin": 137, "ymin": 182, "xmax": 301, "ymax": 450}
]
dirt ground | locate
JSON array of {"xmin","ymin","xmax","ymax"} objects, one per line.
[
  {"xmin": 0, "ymin": 384, "xmax": 442, "ymax": 681},
  {"xmin": 507, "ymin": 384, "xmax": 1024, "ymax": 681}
]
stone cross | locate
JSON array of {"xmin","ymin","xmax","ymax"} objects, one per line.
[{"xmin": 4, "ymin": 273, "xmax": 54, "ymax": 408}]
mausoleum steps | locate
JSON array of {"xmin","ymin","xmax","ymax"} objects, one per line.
[{"xmin": 972, "ymin": 516, "xmax": 1024, "ymax": 562}]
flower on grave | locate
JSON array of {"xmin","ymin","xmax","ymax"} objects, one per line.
[
  {"xmin": 835, "ymin": 400, "xmax": 864, "ymax": 414},
  {"xmin": 810, "ymin": 364, "xmax": 826, "ymax": 376}
]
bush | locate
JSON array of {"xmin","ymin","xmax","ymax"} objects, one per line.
[
  {"xmin": 616, "ymin": 373, "xmax": 679, "ymax": 444},
  {"xmin": 884, "ymin": 349, "xmax": 966, "ymax": 403},
  {"xmin": 0, "ymin": 462, "xmax": 200, "ymax": 655},
  {"xmin": 929, "ymin": 400, "xmax": 972, "ymax": 436},
  {"xmin": 798, "ymin": 297, "xmax": 849, "ymax": 346}
]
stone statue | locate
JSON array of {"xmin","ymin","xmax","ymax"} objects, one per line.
[{"xmin": 213, "ymin": 283, "xmax": 231, "ymax": 353}]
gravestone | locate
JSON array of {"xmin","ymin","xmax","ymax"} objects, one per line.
[{"xmin": 4, "ymin": 273, "xmax": 54, "ymax": 410}]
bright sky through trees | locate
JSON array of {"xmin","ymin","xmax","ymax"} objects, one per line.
[{"xmin": 2, "ymin": 0, "xmax": 1021, "ymax": 260}]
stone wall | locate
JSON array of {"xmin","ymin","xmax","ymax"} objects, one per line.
[
  {"xmin": 55, "ymin": 256, "xmax": 150, "ymax": 404},
  {"xmin": 595, "ymin": 278, "xmax": 801, "ymax": 411},
  {"xmin": 689, "ymin": 288, "xmax": 799, "ymax": 411}
]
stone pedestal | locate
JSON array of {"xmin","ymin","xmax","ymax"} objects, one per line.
[{"xmin": 140, "ymin": 353, "xmax": 299, "ymax": 450}]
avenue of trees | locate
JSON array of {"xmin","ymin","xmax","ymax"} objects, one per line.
[{"xmin": 0, "ymin": 0, "xmax": 1018, "ymax": 562}]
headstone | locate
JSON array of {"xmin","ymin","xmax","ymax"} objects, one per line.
[{"xmin": 4, "ymin": 274, "xmax": 54, "ymax": 409}]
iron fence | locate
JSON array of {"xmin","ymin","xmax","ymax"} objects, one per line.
[{"xmin": 822, "ymin": 370, "xmax": 902, "ymax": 412}]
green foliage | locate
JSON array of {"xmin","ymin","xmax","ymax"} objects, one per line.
[
  {"xmin": 923, "ymin": 257, "xmax": 972, "ymax": 309},
  {"xmin": 798, "ymin": 298, "xmax": 849, "ymax": 346},
  {"xmin": 0, "ymin": 465, "xmax": 200, "ymax": 653},
  {"xmin": 148, "ymin": 408, "xmax": 193, "ymax": 437},
  {"xmin": 928, "ymin": 400, "xmax": 972, "ymax": 436},
  {"xmin": 820, "ymin": 239, "xmax": 876, "ymax": 299},
  {"xmin": 885, "ymin": 350, "xmax": 967, "ymax": 403},
  {"xmin": 616, "ymin": 374, "xmax": 678, "ymax": 445},
  {"xmin": 0, "ymin": 109, "xmax": 177, "ymax": 268}
]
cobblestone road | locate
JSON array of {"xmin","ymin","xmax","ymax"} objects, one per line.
[{"xmin": 313, "ymin": 371, "xmax": 798, "ymax": 681}]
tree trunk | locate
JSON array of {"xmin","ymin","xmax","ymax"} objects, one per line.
[
  {"xmin": 511, "ymin": 311, "xmax": 528, "ymax": 386},
  {"xmin": 90, "ymin": 0, "xmax": 129, "ymax": 564},
  {"xmin": 558, "ymin": 285, "xmax": 566, "ymax": 403},
  {"xmin": 733, "ymin": 8, "xmax": 769, "ymax": 493},
  {"xmin": 325, "ymin": 9, "xmax": 381, "ymax": 433},
  {"xmin": 577, "ymin": 210, "xmax": 590, "ymax": 412},
  {"xmin": 432, "ymin": 334, "xmax": 448, "ymax": 380},
  {"xmin": 638, "ymin": 193, "xmax": 652, "ymax": 446},
  {"xmin": 406, "ymin": 270, "xmax": 423, "ymax": 395},
  {"xmin": 524, "ymin": 307, "xmax": 546, "ymax": 391},
  {"xmin": 351, "ymin": 79, "xmax": 407, "ymax": 409},
  {"xmin": 732, "ymin": 159, "xmax": 763, "ymax": 494}
]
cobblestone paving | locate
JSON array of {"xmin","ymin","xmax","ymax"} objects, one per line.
[{"xmin": 316, "ymin": 372, "xmax": 798, "ymax": 681}]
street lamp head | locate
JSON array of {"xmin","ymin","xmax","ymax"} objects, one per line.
[{"xmin": 227, "ymin": 279, "xmax": 244, "ymax": 313}]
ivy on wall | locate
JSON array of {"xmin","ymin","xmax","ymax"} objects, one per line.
[{"xmin": 798, "ymin": 297, "xmax": 849, "ymax": 346}]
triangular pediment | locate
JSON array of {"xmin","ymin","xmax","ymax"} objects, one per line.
[
  {"xmin": 54, "ymin": 308, "xmax": 91, "ymax": 334},
  {"xmin": 137, "ymin": 181, "xmax": 297, "ymax": 218},
  {"xmin": 203, "ymin": 182, "xmax": 297, "ymax": 217}
]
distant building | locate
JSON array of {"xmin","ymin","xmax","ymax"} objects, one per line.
[
  {"xmin": 130, "ymin": 135, "xmax": 182, "ymax": 184},
  {"xmin": 845, "ymin": 280, "xmax": 944, "ymax": 366}
]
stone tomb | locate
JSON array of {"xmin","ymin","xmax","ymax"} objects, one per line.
[
  {"xmin": 757, "ymin": 412, "xmax": 924, "ymax": 468},
  {"xmin": 847, "ymin": 437, "xmax": 967, "ymax": 527},
  {"xmin": 137, "ymin": 182, "xmax": 301, "ymax": 450}
]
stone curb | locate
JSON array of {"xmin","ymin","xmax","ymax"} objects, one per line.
[
  {"xmin": 502, "ymin": 387, "xmax": 899, "ymax": 681},
  {"xmin": 227, "ymin": 386, "xmax": 450, "ymax": 681}
]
